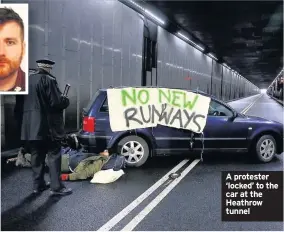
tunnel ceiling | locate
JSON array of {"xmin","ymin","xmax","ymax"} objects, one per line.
[{"xmin": 146, "ymin": 0, "xmax": 283, "ymax": 88}]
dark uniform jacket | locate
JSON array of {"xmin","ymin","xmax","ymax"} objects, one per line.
[{"xmin": 19, "ymin": 68, "xmax": 69, "ymax": 141}]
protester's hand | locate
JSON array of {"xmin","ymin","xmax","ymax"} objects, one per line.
[
  {"xmin": 61, "ymin": 135, "xmax": 69, "ymax": 147},
  {"xmin": 61, "ymin": 94, "xmax": 69, "ymax": 100},
  {"xmin": 61, "ymin": 95, "xmax": 70, "ymax": 108},
  {"xmin": 100, "ymin": 150, "xmax": 109, "ymax": 157}
]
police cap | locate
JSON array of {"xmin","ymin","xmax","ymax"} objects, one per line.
[{"xmin": 36, "ymin": 59, "xmax": 55, "ymax": 69}]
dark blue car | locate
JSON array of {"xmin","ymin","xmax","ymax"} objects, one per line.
[{"xmin": 78, "ymin": 88, "xmax": 283, "ymax": 167}]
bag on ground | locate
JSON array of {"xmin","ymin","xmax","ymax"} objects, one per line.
[
  {"xmin": 90, "ymin": 169, "xmax": 125, "ymax": 184},
  {"xmin": 101, "ymin": 154, "xmax": 126, "ymax": 171}
]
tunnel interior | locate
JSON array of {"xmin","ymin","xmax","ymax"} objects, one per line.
[
  {"xmin": 0, "ymin": 1, "xmax": 284, "ymax": 231},
  {"xmin": 1, "ymin": 0, "xmax": 282, "ymax": 150}
]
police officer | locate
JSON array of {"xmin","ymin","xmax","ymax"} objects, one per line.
[{"xmin": 20, "ymin": 59, "xmax": 72, "ymax": 196}]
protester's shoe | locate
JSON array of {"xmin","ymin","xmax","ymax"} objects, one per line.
[
  {"xmin": 61, "ymin": 174, "xmax": 69, "ymax": 181},
  {"xmin": 33, "ymin": 182, "xmax": 51, "ymax": 194},
  {"xmin": 50, "ymin": 187, "xmax": 72, "ymax": 196}
]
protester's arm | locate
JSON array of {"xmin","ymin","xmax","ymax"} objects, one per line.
[{"xmin": 44, "ymin": 76, "xmax": 70, "ymax": 110}]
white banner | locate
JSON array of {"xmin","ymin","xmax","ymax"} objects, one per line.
[{"xmin": 107, "ymin": 87, "xmax": 211, "ymax": 133}]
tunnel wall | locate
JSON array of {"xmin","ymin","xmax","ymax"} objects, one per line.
[
  {"xmin": 1, "ymin": 0, "xmax": 260, "ymax": 150},
  {"xmin": 157, "ymin": 27, "xmax": 212, "ymax": 93},
  {"xmin": 155, "ymin": 26, "xmax": 259, "ymax": 101},
  {"xmin": 2, "ymin": 0, "xmax": 144, "ymax": 149}
]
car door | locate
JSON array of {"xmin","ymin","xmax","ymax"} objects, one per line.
[
  {"xmin": 153, "ymin": 125, "xmax": 192, "ymax": 154},
  {"xmin": 194, "ymin": 99, "xmax": 248, "ymax": 152}
]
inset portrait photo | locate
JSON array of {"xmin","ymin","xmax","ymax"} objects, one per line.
[{"xmin": 0, "ymin": 4, "xmax": 28, "ymax": 94}]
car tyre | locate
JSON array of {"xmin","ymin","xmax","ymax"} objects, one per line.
[
  {"xmin": 117, "ymin": 135, "xmax": 149, "ymax": 167},
  {"xmin": 255, "ymin": 135, "xmax": 277, "ymax": 163}
]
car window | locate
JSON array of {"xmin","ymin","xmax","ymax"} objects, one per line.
[
  {"xmin": 100, "ymin": 97, "xmax": 109, "ymax": 112},
  {"xmin": 84, "ymin": 90, "xmax": 100, "ymax": 113},
  {"xmin": 208, "ymin": 100, "xmax": 233, "ymax": 117}
]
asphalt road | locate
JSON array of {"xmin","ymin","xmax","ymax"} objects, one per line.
[{"xmin": 1, "ymin": 93, "xmax": 283, "ymax": 231}]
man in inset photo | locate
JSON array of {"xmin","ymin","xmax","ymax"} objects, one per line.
[{"xmin": 0, "ymin": 7, "xmax": 26, "ymax": 92}]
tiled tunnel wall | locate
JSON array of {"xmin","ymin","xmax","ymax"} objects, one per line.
[{"xmin": 1, "ymin": 0, "xmax": 260, "ymax": 150}]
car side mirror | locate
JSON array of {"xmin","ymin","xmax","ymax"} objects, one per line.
[
  {"xmin": 228, "ymin": 111, "xmax": 238, "ymax": 121},
  {"xmin": 234, "ymin": 111, "xmax": 238, "ymax": 118}
]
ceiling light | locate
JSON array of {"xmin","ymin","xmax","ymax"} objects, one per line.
[
  {"xmin": 177, "ymin": 32, "xmax": 204, "ymax": 52},
  {"xmin": 145, "ymin": 9, "xmax": 165, "ymax": 25},
  {"xmin": 194, "ymin": 44, "xmax": 205, "ymax": 52},
  {"xmin": 127, "ymin": 0, "xmax": 145, "ymax": 11},
  {"xmin": 223, "ymin": 63, "xmax": 229, "ymax": 69},
  {"xmin": 188, "ymin": 40, "xmax": 204, "ymax": 51},
  {"xmin": 178, "ymin": 32, "xmax": 189, "ymax": 41},
  {"xmin": 208, "ymin": 53, "xmax": 217, "ymax": 60},
  {"xmin": 126, "ymin": 1, "xmax": 164, "ymax": 25}
]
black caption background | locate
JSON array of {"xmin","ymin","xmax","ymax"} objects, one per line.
[{"xmin": 222, "ymin": 171, "xmax": 283, "ymax": 221}]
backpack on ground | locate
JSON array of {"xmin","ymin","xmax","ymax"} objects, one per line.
[{"xmin": 102, "ymin": 154, "xmax": 126, "ymax": 171}]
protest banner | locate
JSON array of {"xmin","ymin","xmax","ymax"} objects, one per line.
[{"xmin": 106, "ymin": 87, "xmax": 211, "ymax": 133}]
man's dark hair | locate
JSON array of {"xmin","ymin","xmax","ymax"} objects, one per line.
[{"xmin": 0, "ymin": 7, "xmax": 24, "ymax": 41}]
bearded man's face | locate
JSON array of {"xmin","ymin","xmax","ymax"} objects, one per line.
[{"xmin": 0, "ymin": 21, "xmax": 25, "ymax": 80}]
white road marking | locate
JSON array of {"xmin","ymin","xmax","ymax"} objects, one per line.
[
  {"xmin": 241, "ymin": 96, "xmax": 259, "ymax": 113},
  {"xmin": 241, "ymin": 94, "xmax": 263, "ymax": 114},
  {"xmin": 121, "ymin": 159, "xmax": 200, "ymax": 231},
  {"xmin": 240, "ymin": 95, "xmax": 259, "ymax": 113},
  {"xmin": 97, "ymin": 159, "xmax": 190, "ymax": 231}
]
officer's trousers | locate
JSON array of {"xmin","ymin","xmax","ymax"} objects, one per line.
[{"xmin": 29, "ymin": 140, "xmax": 64, "ymax": 191}]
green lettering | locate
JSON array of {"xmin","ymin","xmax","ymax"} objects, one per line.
[
  {"xmin": 184, "ymin": 94, "xmax": 199, "ymax": 110},
  {"xmin": 159, "ymin": 89, "xmax": 171, "ymax": 104},
  {"xmin": 121, "ymin": 88, "xmax": 136, "ymax": 106},
  {"xmin": 138, "ymin": 89, "xmax": 149, "ymax": 104},
  {"xmin": 171, "ymin": 90, "xmax": 183, "ymax": 107}
]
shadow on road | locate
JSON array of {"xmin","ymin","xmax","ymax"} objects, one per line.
[
  {"xmin": 1, "ymin": 194, "xmax": 61, "ymax": 231},
  {"xmin": 1, "ymin": 159, "xmax": 22, "ymax": 179}
]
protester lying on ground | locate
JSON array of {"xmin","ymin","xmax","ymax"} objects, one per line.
[
  {"xmin": 60, "ymin": 150, "xmax": 110, "ymax": 181},
  {"xmin": 8, "ymin": 147, "xmax": 126, "ymax": 184},
  {"xmin": 61, "ymin": 150, "xmax": 126, "ymax": 183}
]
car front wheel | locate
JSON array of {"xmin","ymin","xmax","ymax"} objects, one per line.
[
  {"xmin": 255, "ymin": 135, "xmax": 277, "ymax": 163},
  {"xmin": 117, "ymin": 135, "xmax": 149, "ymax": 167}
]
